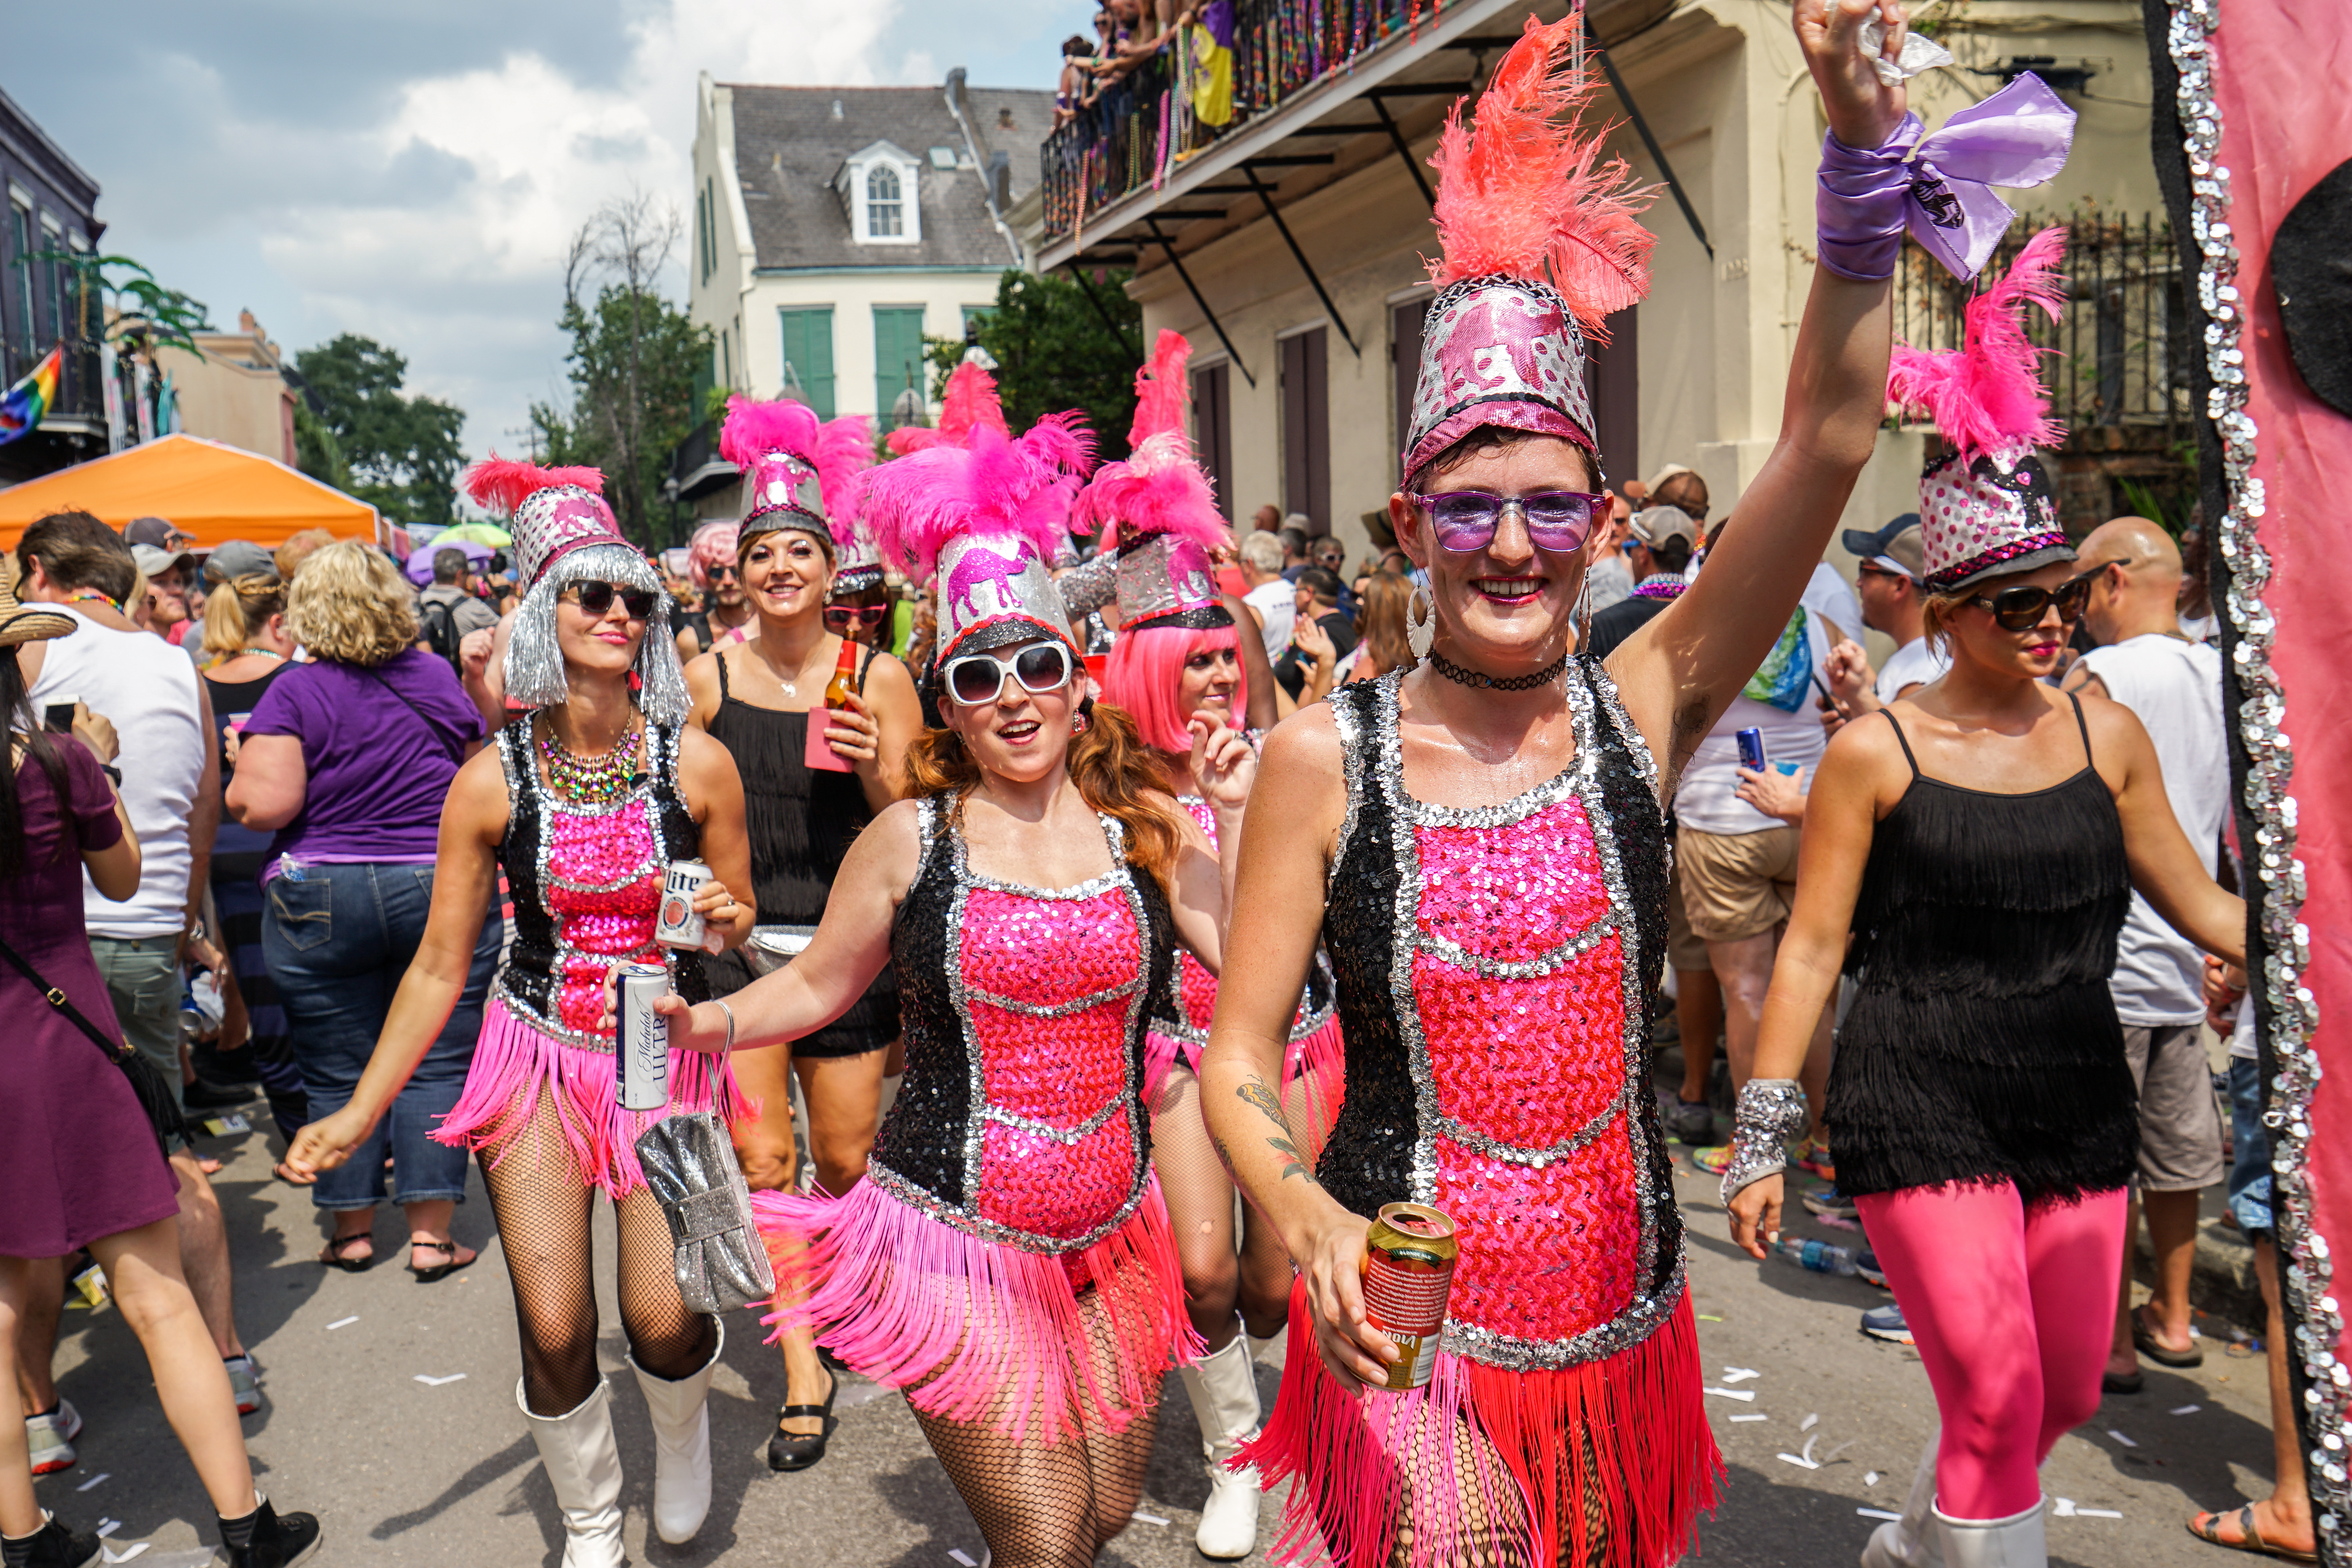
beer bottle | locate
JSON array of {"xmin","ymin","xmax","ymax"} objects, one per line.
[{"xmin": 823, "ymin": 636, "xmax": 859, "ymax": 713}]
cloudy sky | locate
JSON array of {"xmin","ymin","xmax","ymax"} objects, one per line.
[{"xmin": 7, "ymin": 0, "xmax": 1070, "ymax": 457}]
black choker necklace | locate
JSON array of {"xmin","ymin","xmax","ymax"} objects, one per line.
[{"xmin": 1428, "ymin": 649, "xmax": 1569, "ymax": 691}]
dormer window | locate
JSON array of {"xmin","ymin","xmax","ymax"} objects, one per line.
[
  {"xmin": 865, "ymin": 165, "xmax": 903, "ymax": 237},
  {"xmin": 838, "ymin": 142, "xmax": 921, "ymax": 246}
]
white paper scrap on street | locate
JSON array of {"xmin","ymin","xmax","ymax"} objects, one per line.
[
  {"xmin": 1719, "ymin": 1366, "xmax": 1759, "ymax": 1384},
  {"xmin": 2077, "ymin": 1509, "xmax": 2122, "ymax": 1519},
  {"xmin": 949, "ymin": 1552, "xmax": 979, "ymax": 1567},
  {"xmin": 1801, "ymin": 1412, "xmax": 1819, "ymax": 1432},
  {"xmin": 1704, "ymin": 1387, "xmax": 1757, "ymax": 1402},
  {"xmin": 1864, "ymin": 1471, "xmax": 1881, "ymax": 1486},
  {"xmin": 1858, "ymin": 1508, "xmax": 1904, "ymax": 1522},
  {"xmin": 1728, "ymin": 1414, "xmax": 1768, "ymax": 1423},
  {"xmin": 415, "ymin": 1373, "xmax": 468, "ymax": 1386},
  {"xmin": 97, "ymin": 1522, "xmax": 119, "ymax": 1537},
  {"xmin": 2172, "ymin": 1404, "xmax": 2202, "ymax": 1415},
  {"xmin": 2107, "ymin": 1429, "xmax": 2138, "ymax": 1448},
  {"xmin": 76, "ymin": 1473, "xmax": 109, "ymax": 1491},
  {"xmin": 1777, "ymin": 1452, "xmax": 1821, "ymax": 1470},
  {"xmin": 327, "ymin": 1315, "xmax": 359, "ymax": 1330},
  {"xmin": 1132, "ymin": 1512, "xmax": 1170, "ymax": 1526},
  {"xmin": 100, "ymin": 1545, "xmax": 152, "ymax": 1565}
]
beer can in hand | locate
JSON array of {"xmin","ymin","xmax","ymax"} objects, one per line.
[
  {"xmin": 616, "ymin": 962, "xmax": 671, "ymax": 1111},
  {"xmin": 655, "ymin": 860, "xmax": 712, "ymax": 950},
  {"xmin": 1735, "ymin": 727, "xmax": 1768, "ymax": 773},
  {"xmin": 1361, "ymin": 1202, "xmax": 1458, "ymax": 1391}
]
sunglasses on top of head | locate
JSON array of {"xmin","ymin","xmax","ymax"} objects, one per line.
[
  {"xmin": 941, "ymin": 641, "xmax": 1075, "ymax": 707},
  {"xmin": 1965, "ymin": 561, "xmax": 2126, "ymax": 632},
  {"xmin": 562, "ymin": 580, "xmax": 659, "ymax": 621},
  {"xmin": 1409, "ymin": 490, "xmax": 1608, "ymax": 554},
  {"xmin": 823, "ymin": 603, "xmax": 889, "ymax": 631}
]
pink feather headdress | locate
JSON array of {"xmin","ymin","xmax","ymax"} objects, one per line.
[
  {"xmin": 462, "ymin": 456, "xmax": 604, "ymax": 515},
  {"xmin": 1075, "ymin": 330, "xmax": 1229, "ymax": 555},
  {"xmin": 461, "ymin": 453, "xmax": 619, "ymax": 590},
  {"xmin": 864, "ymin": 414, "xmax": 1095, "ymax": 580},
  {"xmin": 886, "ymin": 361, "xmax": 1013, "ymax": 457},
  {"xmin": 719, "ymin": 394, "xmax": 873, "ymax": 548},
  {"xmin": 1886, "ymin": 226, "xmax": 2068, "ymax": 464}
]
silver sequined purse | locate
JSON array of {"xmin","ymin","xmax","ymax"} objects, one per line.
[{"xmin": 634, "ymin": 1110, "xmax": 776, "ymax": 1315}]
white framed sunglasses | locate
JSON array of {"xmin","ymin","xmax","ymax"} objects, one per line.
[{"xmin": 941, "ymin": 641, "xmax": 1075, "ymax": 706}]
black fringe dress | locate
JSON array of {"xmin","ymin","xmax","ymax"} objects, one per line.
[{"xmin": 1825, "ymin": 698, "xmax": 2139, "ymax": 1201}]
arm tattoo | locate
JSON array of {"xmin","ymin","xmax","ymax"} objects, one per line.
[{"xmin": 1238, "ymin": 1076, "xmax": 1318, "ymax": 1185}]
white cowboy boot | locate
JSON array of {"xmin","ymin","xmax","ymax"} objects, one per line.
[
  {"xmin": 1176, "ymin": 1329, "xmax": 1264, "ymax": 1560},
  {"xmin": 517, "ymin": 1379, "xmax": 625, "ymax": 1568},
  {"xmin": 1862, "ymin": 1426, "xmax": 1943, "ymax": 1568},
  {"xmin": 1934, "ymin": 1497, "xmax": 2047, "ymax": 1568},
  {"xmin": 629, "ymin": 1322, "xmax": 724, "ymax": 1544}
]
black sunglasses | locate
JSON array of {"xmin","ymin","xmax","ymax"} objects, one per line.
[
  {"xmin": 563, "ymin": 580, "xmax": 658, "ymax": 621},
  {"xmin": 1965, "ymin": 560, "xmax": 2124, "ymax": 632},
  {"xmin": 942, "ymin": 641, "xmax": 1074, "ymax": 706}
]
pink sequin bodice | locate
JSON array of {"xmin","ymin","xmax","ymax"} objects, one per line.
[
  {"xmin": 544, "ymin": 803, "xmax": 665, "ymax": 1037},
  {"xmin": 1412, "ymin": 798, "xmax": 1641, "ymax": 1345},
  {"xmin": 961, "ymin": 880, "xmax": 1146, "ymax": 1241}
]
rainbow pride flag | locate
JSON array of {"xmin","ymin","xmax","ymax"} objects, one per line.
[{"xmin": 0, "ymin": 344, "xmax": 62, "ymax": 447}]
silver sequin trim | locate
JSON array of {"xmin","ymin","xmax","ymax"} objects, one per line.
[
  {"xmin": 1718, "ymin": 1079, "xmax": 1809, "ymax": 1205},
  {"xmin": 1359, "ymin": 671, "xmax": 1683, "ymax": 1369},
  {"xmin": 2164, "ymin": 0, "xmax": 2345, "ymax": 1538}
]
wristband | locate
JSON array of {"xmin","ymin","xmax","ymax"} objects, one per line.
[
  {"xmin": 1718, "ymin": 1078, "xmax": 1809, "ymax": 1206},
  {"xmin": 1814, "ymin": 115, "xmax": 1920, "ymax": 282}
]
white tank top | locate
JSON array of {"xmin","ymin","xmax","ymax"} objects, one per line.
[{"xmin": 30, "ymin": 606, "xmax": 208, "ymax": 939}]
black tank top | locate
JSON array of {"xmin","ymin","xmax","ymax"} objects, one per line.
[
  {"xmin": 704, "ymin": 645, "xmax": 898, "ymax": 1020},
  {"xmin": 1826, "ymin": 696, "xmax": 2137, "ymax": 1200}
]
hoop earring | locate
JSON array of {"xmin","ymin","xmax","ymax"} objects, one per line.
[{"xmin": 1407, "ymin": 585, "xmax": 1436, "ymax": 661}]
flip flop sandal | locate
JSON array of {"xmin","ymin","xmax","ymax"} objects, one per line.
[
  {"xmin": 2134, "ymin": 1303, "xmax": 2205, "ymax": 1368},
  {"xmin": 408, "ymin": 1238, "xmax": 479, "ymax": 1282},
  {"xmin": 2188, "ymin": 1504, "xmax": 2319, "ymax": 1562},
  {"xmin": 318, "ymin": 1234, "xmax": 376, "ymax": 1273},
  {"xmin": 2102, "ymin": 1369, "xmax": 2146, "ymax": 1395}
]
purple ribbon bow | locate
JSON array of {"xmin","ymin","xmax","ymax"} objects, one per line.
[{"xmin": 1898, "ymin": 73, "xmax": 2076, "ymax": 278}]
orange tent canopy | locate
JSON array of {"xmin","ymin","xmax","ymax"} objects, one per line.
[{"xmin": 0, "ymin": 434, "xmax": 383, "ymax": 551}]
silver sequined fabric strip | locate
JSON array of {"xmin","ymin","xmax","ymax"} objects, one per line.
[{"xmin": 2164, "ymin": 0, "xmax": 2346, "ymax": 1541}]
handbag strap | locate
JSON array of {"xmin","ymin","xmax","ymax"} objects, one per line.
[
  {"xmin": 363, "ymin": 666, "xmax": 466, "ymax": 763},
  {"xmin": 0, "ymin": 931, "xmax": 132, "ymax": 1065}
]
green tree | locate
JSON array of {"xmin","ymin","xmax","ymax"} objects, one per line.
[
  {"xmin": 291, "ymin": 334, "xmax": 467, "ymax": 525},
  {"xmin": 925, "ymin": 269, "xmax": 1142, "ymax": 459},
  {"xmin": 291, "ymin": 402, "xmax": 350, "ymax": 491},
  {"xmin": 529, "ymin": 195, "xmax": 711, "ymax": 550}
]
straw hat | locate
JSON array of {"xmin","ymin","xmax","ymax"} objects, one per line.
[{"xmin": 0, "ymin": 562, "xmax": 78, "ymax": 648}]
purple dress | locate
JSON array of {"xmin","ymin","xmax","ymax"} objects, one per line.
[{"xmin": 0, "ymin": 737, "xmax": 180, "ymax": 1256}]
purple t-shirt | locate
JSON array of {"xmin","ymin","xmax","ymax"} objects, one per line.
[{"xmin": 245, "ymin": 648, "xmax": 485, "ymax": 867}]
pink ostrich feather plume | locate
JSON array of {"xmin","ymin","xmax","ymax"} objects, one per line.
[
  {"xmin": 1887, "ymin": 227, "xmax": 2069, "ymax": 462},
  {"xmin": 1077, "ymin": 331, "xmax": 1229, "ymax": 552},
  {"xmin": 1427, "ymin": 11, "xmax": 1657, "ymax": 334},
  {"xmin": 865, "ymin": 413, "xmax": 1096, "ymax": 577},
  {"xmin": 813, "ymin": 413, "xmax": 876, "ymax": 539},
  {"xmin": 887, "ymin": 362, "xmax": 1012, "ymax": 456},
  {"xmin": 462, "ymin": 454, "xmax": 604, "ymax": 515},
  {"xmin": 717, "ymin": 394, "xmax": 821, "ymax": 472}
]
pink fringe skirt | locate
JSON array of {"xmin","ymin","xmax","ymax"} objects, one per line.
[
  {"xmin": 1145, "ymin": 1013, "xmax": 1348, "ymax": 1156},
  {"xmin": 1245, "ymin": 1286, "xmax": 1720, "ymax": 1568},
  {"xmin": 433, "ymin": 995, "xmax": 751, "ymax": 1199},
  {"xmin": 752, "ymin": 1174, "xmax": 1201, "ymax": 1446}
]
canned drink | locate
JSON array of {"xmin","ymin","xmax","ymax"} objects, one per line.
[
  {"xmin": 655, "ymin": 860, "xmax": 712, "ymax": 950},
  {"xmin": 1361, "ymin": 1202, "xmax": 1458, "ymax": 1391},
  {"xmin": 616, "ymin": 962, "xmax": 671, "ymax": 1111},
  {"xmin": 1735, "ymin": 726, "xmax": 1768, "ymax": 773}
]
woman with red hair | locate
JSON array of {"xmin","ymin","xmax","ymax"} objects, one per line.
[{"xmin": 1087, "ymin": 332, "xmax": 1340, "ymax": 1561}]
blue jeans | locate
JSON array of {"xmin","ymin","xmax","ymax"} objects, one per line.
[
  {"xmin": 263, "ymin": 862, "xmax": 500, "ymax": 1212},
  {"xmin": 2227, "ymin": 1055, "xmax": 2274, "ymax": 1238}
]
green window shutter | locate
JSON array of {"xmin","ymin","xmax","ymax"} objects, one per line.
[
  {"xmin": 873, "ymin": 307, "xmax": 927, "ymax": 427},
  {"xmin": 779, "ymin": 308, "xmax": 836, "ymax": 419},
  {"xmin": 960, "ymin": 304, "xmax": 994, "ymax": 332}
]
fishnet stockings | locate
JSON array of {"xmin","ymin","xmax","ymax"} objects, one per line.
[
  {"xmin": 481, "ymin": 1090, "xmax": 719, "ymax": 1415},
  {"xmin": 908, "ymin": 1285, "xmax": 1165, "ymax": 1568},
  {"xmin": 1379, "ymin": 1416, "xmax": 1625, "ymax": 1568},
  {"xmin": 1150, "ymin": 1063, "xmax": 1293, "ymax": 1341}
]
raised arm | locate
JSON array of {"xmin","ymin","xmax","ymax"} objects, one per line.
[{"xmin": 1609, "ymin": 0, "xmax": 1906, "ymax": 771}]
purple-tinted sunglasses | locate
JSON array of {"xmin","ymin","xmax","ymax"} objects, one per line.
[{"xmin": 1410, "ymin": 490, "xmax": 1607, "ymax": 554}]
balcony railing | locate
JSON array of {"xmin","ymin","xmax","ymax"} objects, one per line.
[
  {"xmin": 3, "ymin": 334, "xmax": 108, "ymax": 430},
  {"xmin": 1043, "ymin": 0, "xmax": 1451, "ymax": 238},
  {"xmin": 1890, "ymin": 214, "xmax": 2192, "ymax": 441}
]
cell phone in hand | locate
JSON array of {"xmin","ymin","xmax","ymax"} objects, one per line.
[{"xmin": 43, "ymin": 702, "xmax": 77, "ymax": 734}]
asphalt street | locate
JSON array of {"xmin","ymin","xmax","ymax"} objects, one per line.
[{"xmin": 38, "ymin": 1115, "xmax": 2272, "ymax": 1567}]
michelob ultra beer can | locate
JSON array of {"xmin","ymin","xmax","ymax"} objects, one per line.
[
  {"xmin": 655, "ymin": 860, "xmax": 712, "ymax": 950},
  {"xmin": 616, "ymin": 962, "xmax": 671, "ymax": 1111},
  {"xmin": 1361, "ymin": 1202, "xmax": 1458, "ymax": 1391}
]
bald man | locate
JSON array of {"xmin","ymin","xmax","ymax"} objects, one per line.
[{"xmin": 2064, "ymin": 517, "xmax": 2230, "ymax": 1390}]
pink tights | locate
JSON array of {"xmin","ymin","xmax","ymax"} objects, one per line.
[{"xmin": 1854, "ymin": 1181, "xmax": 2127, "ymax": 1520}]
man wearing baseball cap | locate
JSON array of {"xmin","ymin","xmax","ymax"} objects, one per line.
[
  {"xmin": 1825, "ymin": 512, "xmax": 1950, "ymax": 711},
  {"xmin": 1587, "ymin": 506, "xmax": 1700, "ymax": 660}
]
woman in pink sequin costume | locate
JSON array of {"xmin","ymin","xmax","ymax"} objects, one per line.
[
  {"xmin": 1199, "ymin": 9, "xmax": 1918, "ymax": 1565},
  {"xmin": 657, "ymin": 414, "xmax": 1252, "ymax": 1568},
  {"xmin": 1085, "ymin": 330, "xmax": 1341, "ymax": 1559},
  {"xmin": 289, "ymin": 459, "xmax": 755, "ymax": 1568}
]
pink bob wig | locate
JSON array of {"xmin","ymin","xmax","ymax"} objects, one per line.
[
  {"xmin": 1100, "ymin": 621, "xmax": 1247, "ymax": 756},
  {"xmin": 686, "ymin": 520, "xmax": 739, "ymax": 590}
]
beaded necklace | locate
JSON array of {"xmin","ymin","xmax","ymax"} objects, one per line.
[
  {"xmin": 69, "ymin": 589, "xmax": 124, "ymax": 614},
  {"xmin": 538, "ymin": 722, "xmax": 642, "ymax": 805},
  {"xmin": 236, "ymin": 648, "xmax": 288, "ymax": 660},
  {"xmin": 1427, "ymin": 649, "xmax": 1569, "ymax": 692},
  {"xmin": 1631, "ymin": 577, "xmax": 1688, "ymax": 602}
]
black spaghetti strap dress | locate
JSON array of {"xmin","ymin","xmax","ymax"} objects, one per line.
[
  {"xmin": 702, "ymin": 644, "xmax": 900, "ymax": 1057},
  {"xmin": 1825, "ymin": 696, "xmax": 2138, "ymax": 1201}
]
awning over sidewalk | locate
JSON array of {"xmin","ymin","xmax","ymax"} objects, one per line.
[{"xmin": 0, "ymin": 434, "xmax": 381, "ymax": 549}]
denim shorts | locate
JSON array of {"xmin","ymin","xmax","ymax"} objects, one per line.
[{"xmin": 2227, "ymin": 1055, "xmax": 2273, "ymax": 1238}]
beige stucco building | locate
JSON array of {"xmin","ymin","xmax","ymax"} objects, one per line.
[
  {"xmin": 1022, "ymin": 0, "xmax": 2170, "ymax": 607},
  {"xmin": 153, "ymin": 311, "xmax": 298, "ymax": 466}
]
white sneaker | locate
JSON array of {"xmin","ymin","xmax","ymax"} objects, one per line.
[{"xmin": 26, "ymin": 1399, "xmax": 82, "ymax": 1475}]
